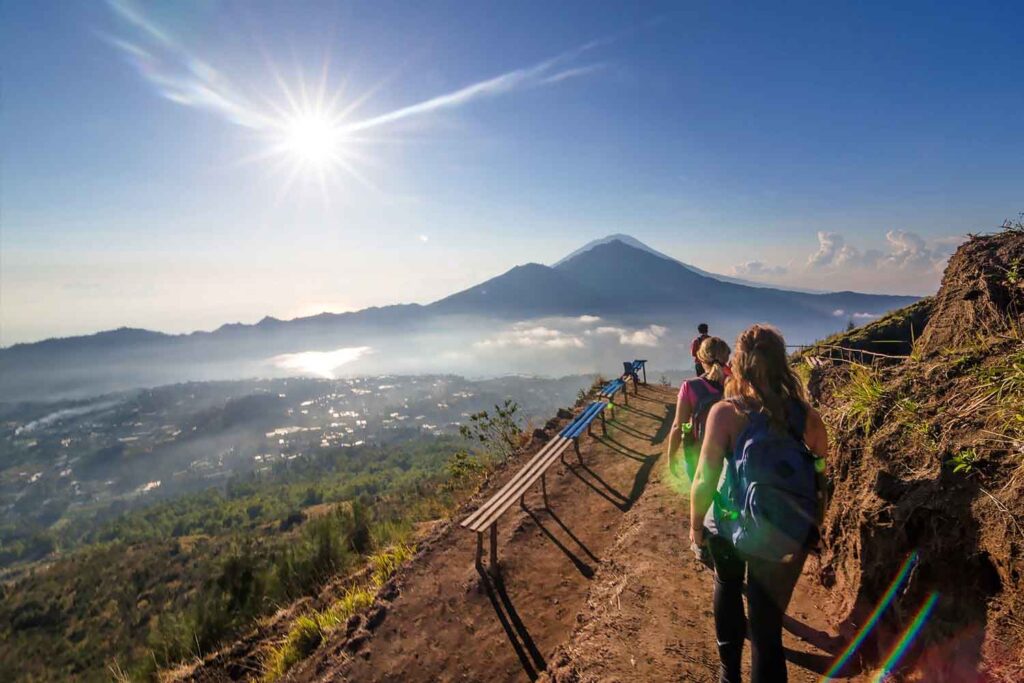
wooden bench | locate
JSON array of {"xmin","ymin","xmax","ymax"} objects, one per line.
[{"xmin": 461, "ymin": 401, "xmax": 608, "ymax": 575}]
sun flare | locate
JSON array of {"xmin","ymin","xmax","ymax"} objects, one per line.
[{"xmin": 280, "ymin": 112, "xmax": 342, "ymax": 167}]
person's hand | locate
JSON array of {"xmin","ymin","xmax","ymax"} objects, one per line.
[{"xmin": 689, "ymin": 525, "xmax": 704, "ymax": 547}]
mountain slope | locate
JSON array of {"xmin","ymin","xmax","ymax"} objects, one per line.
[
  {"xmin": 429, "ymin": 263, "xmax": 603, "ymax": 317},
  {"xmin": 552, "ymin": 239, "xmax": 916, "ymax": 318}
]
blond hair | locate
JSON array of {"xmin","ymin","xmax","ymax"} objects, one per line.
[
  {"xmin": 697, "ymin": 336, "xmax": 731, "ymax": 384},
  {"xmin": 726, "ymin": 324, "xmax": 806, "ymax": 431}
]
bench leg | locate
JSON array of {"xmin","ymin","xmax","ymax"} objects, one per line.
[
  {"xmin": 600, "ymin": 410, "xmax": 607, "ymax": 435},
  {"xmin": 574, "ymin": 437, "xmax": 582, "ymax": 464},
  {"xmin": 489, "ymin": 524, "xmax": 499, "ymax": 578},
  {"xmin": 642, "ymin": 365, "xmax": 647, "ymax": 385}
]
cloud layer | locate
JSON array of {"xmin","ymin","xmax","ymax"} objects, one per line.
[
  {"xmin": 730, "ymin": 229, "xmax": 964, "ymax": 294},
  {"xmin": 807, "ymin": 230, "xmax": 955, "ymax": 271},
  {"xmin": 475, "ymin": 317, "xmax": 668, "ymax": 352},
  {"xmin": 731, "ymin": 261, "xmax": 788, "ymax": 277}
]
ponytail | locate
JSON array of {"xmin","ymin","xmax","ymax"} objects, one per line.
[{"xmin": 696, "ymin": 337, "xmax": 731, "ymax": 385}]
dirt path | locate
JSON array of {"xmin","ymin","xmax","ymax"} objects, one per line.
[
  {"xmin": 541, "ymin": 387, "xmax": 861, "ymax": 682},
  {"xmin": 298, "ymin": 384, "xmax": 867, "ymax": 683}
]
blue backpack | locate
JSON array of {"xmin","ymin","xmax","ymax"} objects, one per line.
[{"xmin": 716, "ymin": 399, "xmax": 819, "ymax": 561}]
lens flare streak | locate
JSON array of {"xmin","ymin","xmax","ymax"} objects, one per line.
[
  {"xmin": 870, "ymin": 592, "xmax": 939, "ymax": 683},
  {"xmin": 820, "ymin": 551, "xmax": 919, "ymax": 681}
]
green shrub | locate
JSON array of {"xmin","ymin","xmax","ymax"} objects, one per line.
[
  {"xmin": 444, "ymin": 449, "xmax": 485, "ymax": 490},
  {"xmin": 458, "ymin": 399, "xmax": 522, "ymax": 461},
  {"xmin": 948, "ymin": 448, "xmax": 980, "ymax": 475},
  {"xmin": 369, "ymin": 519, "xmax": 413, "ymax": 550}
]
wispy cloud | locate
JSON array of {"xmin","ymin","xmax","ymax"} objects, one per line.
[
  {"xmin": 105, "ymin": 0, "xmax": 273, "ymax": 130},
  {"xmin": 105, "ymin": 0, "xmax": 606, "ymax": 136},
  {"xmin": 343, "ymin": 44, "xmax": 604, "ymax": 134}
]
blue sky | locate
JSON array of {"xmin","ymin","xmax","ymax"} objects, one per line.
[{"xmin": 2, "ymin": 0, "xmax": 1022, "ymax": 344}]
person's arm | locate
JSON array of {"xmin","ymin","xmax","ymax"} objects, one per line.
[
  {"xmin": 689, "ymin": 402, "xmax": 733, "ymax": 546},
  {"xmin": 667, "ymin": 390, "xmax": 693, "ymax": 473}
]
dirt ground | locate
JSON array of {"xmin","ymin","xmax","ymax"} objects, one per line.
[{"xmin": 293, "ymin": 383, "xmax": 869, "ymax": 683}]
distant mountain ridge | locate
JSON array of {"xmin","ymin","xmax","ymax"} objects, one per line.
[
  {"xmin": 0, "ymin": 235, "xmax": 918, "ymax": 400},
  {"xmin": 4, "ymin": 235, "xmax": 907, "ymax": 350},
  {"xmin": 432, "ymin": 237, "xmax": 915, "ymax": 320}
]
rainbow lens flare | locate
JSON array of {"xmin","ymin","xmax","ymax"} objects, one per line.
[
  {"xmin": 871, "ymin": 592, "xmax": 940, "ymax": 682},
  {"xmin": 820, "ymin": 551, "xmax": 919, "ymax": 681}
]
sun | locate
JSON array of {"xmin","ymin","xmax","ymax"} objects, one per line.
[{"xmin": 281, "ymin": 112, "xmax": 342, "ymax": 167}]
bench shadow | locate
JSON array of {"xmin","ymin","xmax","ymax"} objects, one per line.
[
  {"xmin": 608, "ymin": 421, "xmax": 653, "ymax": 441},
  {"xmin": 649, "ymin": 404, "xmax": 676, "ymax": 446},
  {"xmin": 594, "ymin": 433, "xmax": 649, "ymax": 460},
  {"xmin": 565, "ymin": 452, "xmax": 659, "ymax": 513},
  {"xmin": 611, "ymin": 403, "xmax": 663, "ymax": 421},
  {"xmin": 476, "ymin": 566, "xmax": 546, "ymax": 681},
  {"xmin": 521, "ymin": 503, "xmax": 596, "ymax": 578},
  {"xmin": 566, "ymin": 459, "xmax": 630, "ymax": 511},
  {"xmin": 626, "ymin": 453, "xmax": 660, "ymax": 504}
]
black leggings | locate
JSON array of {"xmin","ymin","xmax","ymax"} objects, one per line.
[{"xmin": 708, "ymin": 536, "xmax": 807, "ymax": 683}]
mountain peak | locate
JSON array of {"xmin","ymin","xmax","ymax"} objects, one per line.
[
  {"xmin": 553, "ymin": 233, "xmax": 822, "ymax": 293},
  {"xmin": 552, "ymin": 234, "xmax": 670, "ymax": 267}
]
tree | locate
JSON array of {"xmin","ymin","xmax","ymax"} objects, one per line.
[{"xmin": 458, "ymin": 400, "xmax": 522, "ymax": 462}]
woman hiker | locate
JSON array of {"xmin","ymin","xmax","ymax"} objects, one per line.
[
  {"xmin": 690, "ymin": 324, "xmax": 829, "ymax": 683},
  {"xmin": 667, "ymin": 336, "xmax": 732, "ymax": 484}
]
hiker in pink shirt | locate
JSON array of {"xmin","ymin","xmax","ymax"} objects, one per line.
[{"xmin": 668, "ymin": 336, "xmax": 732, "ymax": 483}]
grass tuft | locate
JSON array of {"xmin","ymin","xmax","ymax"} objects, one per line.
[
  {"xmin": 975, "ymin": 346, "xmax": 1024, "ymax": 442},
  {"xmin": 262, "ymin": 615, "xmax": 323, "ymax": 681},
  {"xmin": 261, "ymin": 542, "xmax": 415, "ymax": 681},
  {"xmin": 835, "ymin": 364, "xmax": 886, "ymax": 434},
  {"xmin": 370, "ymin": 542, "xmax": 415, "ymax": 587}
]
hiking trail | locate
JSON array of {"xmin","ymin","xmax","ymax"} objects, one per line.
[{"xmin": 289, "ymin": 384, "xmax": 858, "ymax": 683}]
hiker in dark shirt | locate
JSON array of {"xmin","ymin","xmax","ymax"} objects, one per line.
[
  {"xmin": 691, "ymin": 323, "xmax": 710, "ymax": 376},
  {"xmin": 690, "ymin": 324, "xmax": 829, "ymax": 683}
]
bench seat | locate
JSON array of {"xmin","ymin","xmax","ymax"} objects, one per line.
[
  {"xmin": 599, "ymin": 378, "xmax": 625, "ymax": 397},
  {"xmin": 461, "ymin": 401, "xmax": 608, "ymax": 573}
]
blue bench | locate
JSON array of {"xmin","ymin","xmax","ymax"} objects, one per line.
[
  {"xmin": 623, "ymin": 359, "xmax": 648, "ymax": 386},
  {"xmin": 599, "ymin": 378, "xmax": 629, "ymax": 405},
  {"xmin": 461, "ymin": 401, "xmax": 608, "ymax": 575}
]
